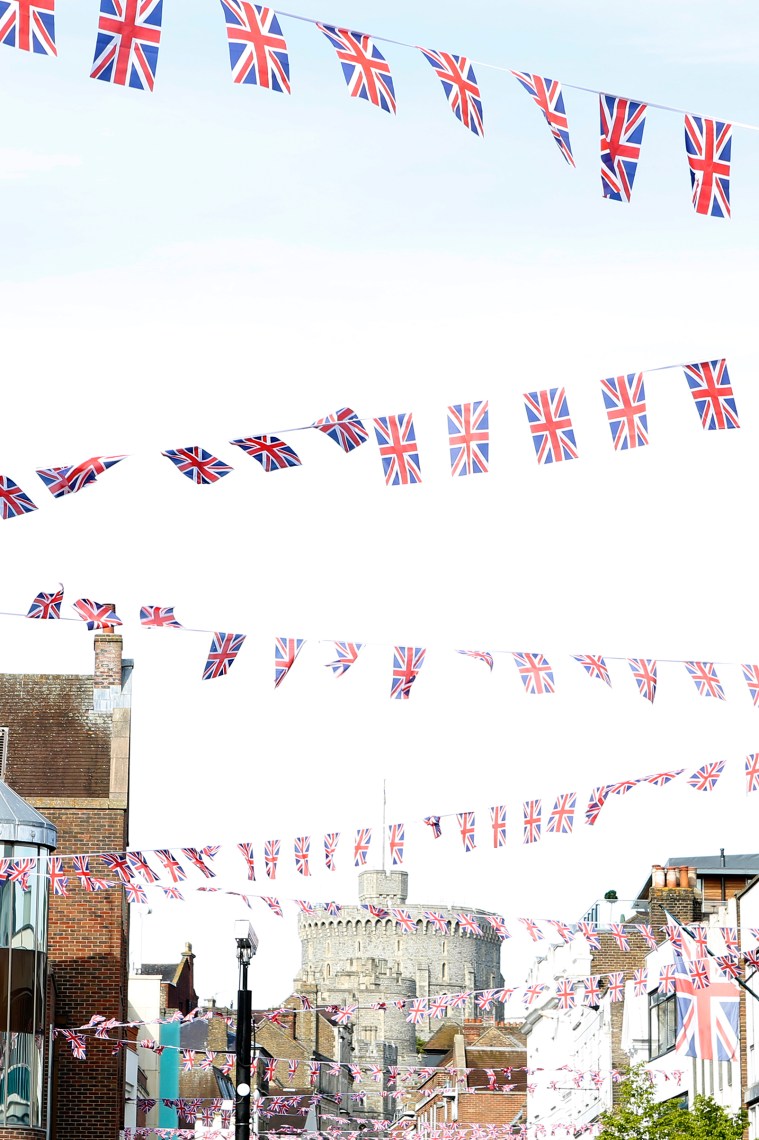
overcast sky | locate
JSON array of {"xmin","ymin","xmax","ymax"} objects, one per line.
[{"xmin": 1, "ymin": 0, "xmax": 759, "ymax": 1010}]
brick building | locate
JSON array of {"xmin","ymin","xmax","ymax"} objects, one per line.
[{"xmin": 0, "ymin": 634, "xmax": 133, "ymax": 1140}]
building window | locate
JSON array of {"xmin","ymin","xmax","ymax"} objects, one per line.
[
  {"xmin": 442, "ymin": 962, "xmax": 447, "ymax": 980},
  {"xmin": 649, "ymin": 990, "xmax": 676, "ymax": 1059},
  {"xmin": 356, "ymin": 941, "xmax": 361, "ymax": 953}
]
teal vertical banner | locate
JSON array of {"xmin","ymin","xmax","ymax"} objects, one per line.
[{"xmin": 158, "ymin": 1021, "xmax": 180, "ymax": 1128}]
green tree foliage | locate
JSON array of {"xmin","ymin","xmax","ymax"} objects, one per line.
[{"xmin": 597, "ymin": 1067, "xmax": 746, "ymax": 1139}]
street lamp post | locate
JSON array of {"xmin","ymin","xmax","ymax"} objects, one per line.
[{"xmin": 235, "ymin": 920, "xmax": 259, "ymax": 1140}]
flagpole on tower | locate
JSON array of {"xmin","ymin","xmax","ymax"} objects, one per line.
[{"xmin": 382, "ymin": 779, "xmax": 387, "ymax": 872}]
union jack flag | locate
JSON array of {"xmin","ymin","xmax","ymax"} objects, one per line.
[
  {"xmin": 308, "ymin": 1060, "xmax": 320, "ymax": 1085},
  {"xmin": 420, "ymin": 49, "xmax": 483, "ymax": 137},
  {"xmin": 457, "ymin": 811, "xmax": 476, "ymax": 852},
  {"xmin": 573, "ymin": 654, "xmax": 611, "ymax": 686},
  {"xmin": 628, "ymin": 658, "xmax": 657, "ymax": 703},
  {"xmin": 391, "ymin": 645, "xmax": 425, "ymax": 699},
  {"xmin": 72, "ymin": 599, "xmax": 122, "ymax": 630},
  {"xmin": 490, "ymin": 804, "xmax": 507, "ymax": 848},
  {"xmin": 742, "ymin": 664, "xmax": 759, "ymax": 707},
  {"xmin": 513, "ymin": 652, "xmax": 554, "ymax": 695},
  {"xmin": 555, "ymin": 978, "xmax": 576, "ymax": 1011},
  {"xmin": 684, "ymin": 115, "xmax": 732, "ymax": 218},
  {"xmin": 162, "ymin": 885, "xmax": 183, "ymax": 900},
  {"xmin": 405, "ymin": 998, "xmax": 428, "ymax": 1025},
  {"xmin": 522, "ymin": 983, "xmax": 546, "ymax": 1007},
  {"xmin": 423, "ymin": 910, "xmax": 449, "ymax": 934},
  {"xmin": 296, "ymin": 900, "xmax": 315, "ymax": 916},
  {"xmin": 577, "ymin": 920, "xmax": 600, "ymax": 950},
  {"xmin": 181, "ymin": 848, "xmax": 216, "ymax": 878},
  {"xmin": 476, "ymin": 988, "xmax": 496, "ymax": 1012},
  {"xmin": 585, "ymin": 785, "xmax": 609, "ymax": 826},
  {"xmin": 683, "ymin": 359, "xmax": 739, "ymax": 430},
  {"xmin": 0, "ymin": 0, "xmax": 56, "ymax": 54},
  {"xmin": 457, "ymin": 649, "xmax": 494, "ymax": 671},
  {"xmin": 27, "ymin": 585, "xmax": 63, "ymax": 619},
  {"xmin": 261, "ymin": 895, "xmax": 283, "ymax": 915},
  {"xmin": 601, "ymin": 373, "xmax": 648, "ymax": 450},
  {"xmin": 455, "ymin": 912, "xmax": 483, "ymax": 936},
  {"xmin": 353, "ymin": 827, "xmax": 372, "ymax": 866},
  {"xmin": 659, "ymin": 964, "xmax": 676, "ymax": 994},
  {"xmin": 0, "ymin": 475, "xmax": 37, "ymax": 520},
  {"xmin": 140, "ymin": 605, "xmax": 183, "ymax": 628},
  {"xmin": 632, "ymin": 968, "xmax": 649, "ymax": 998},
  {"xmin": 237, "ymin": 842, "xmax": 256, "ymax": 879},
  {"xmin": 636, "ymin": 923, "xmax": 658, "ymax": 950},
  {"xmin": 547, "ymin": 918, "xmax": 573, "ymax": 943},
  {"xmin": 155, "ymin": 849, "xmax": 187, "ymax": 883},
  {"xmin": 362, "ymin": 903, "xmax": 388, "ymax": 919},
  {"xmin": 63, "ymin": 454, "xmax": 126, "ymax": 493},
  {"xmin": 485, "ymin": 914, "xmax": 510, "ymax": 939},
  {"xmin": 746, "ymin": 949, "xmax": 759, "ymax": 969},
  {"xmin": 180, "ymin": 1050, "xmax": 195, "ymax": 1072},
  {"xmin": 202, "ymin": 632, "xmax": 246, "ymax": 680},
  {"xmin": 36, "ymin": 465, "xmax": 84, "ymax": 497},
  {"xmin": 388, "ymin": 822, "xmax": 405, "ymax": 865},
  {"xmin": 687, "ymin": 760, "xmax": 725, "ymax": 792},
  {"xmin": 323, "ymin": 832, "xmax": 339, "ymax": 870},
  {"xmin": 523, "ymin": 387, "xmax": 578, "ymax": 464},
  {"xmin": 599, "ymin": 95, "xmax": 647, "ymax": 202},
  {"xmin": 335, "ymin": 1003, "xmax": 358, "ymax": 1024},
  {"xmin": 100, "ymin": 852, "xmax": 134, "ymax": 883},
  {"xmin": 609, "ymin": 923, "xmax": 630, "ymax": 952},
  {"xmin": 546, "ymin": 792, "xmax": 576, "ymax": 835},
  {"xmin": 326, "ymin": 641, "xmax": 364, "ymax": 678},
  {"xmin": 275, "ymin": 636, "xmax": 304, "ymax": 688},
  {"xmin": 49, "ymin": 856, "xmax": 68, "ymax": 896},
  {"xmin": 264, "ymin": 838, "xmax": 279, "ymax": 878},
  {"xmin": 607, "ymin": 971, "xmax": 625, "ymax": 1002},
  {"xmin": 325, "ymin": 901, "xmax": 341, "ymax": 916},
  {"xmin": 230, "ymin": 435, "xmax": 301, "ymax": 471},
  {"xmin": 716, "ymin": 955, "xmax": 740, "ymax": 980},
  {"xmin": 313, "ymin": 407, "xmax": 368, "ymax": 452},
  {"xmin": 608, "ymin": 777, "xmax": 639, "ymax": 796},
  {"xmin": 63, "ymin": 1031, "xmax": 87, "ymax": 1060},
  {"xmin": 447, "ymin": 400, "xmax": 489, "ymax": 476},
  {"xmin": 581, "ymin": 976, "xmax": 601, "ymax": 1006},
  {"xmin": 72, "ymin": 855, "xmax": 112, "ymax": 892},
  {"xmin": 685, "ymin": 660, "xmax": 725, "ymax": 699},
  {"xmin": 374, "ymin": 414, "xmax": 422, "ymax": 486},
  {"xmin": 720, "ymin": 926, "xmax": 739, "ymax": 953},
  {"xmin": 291, "ymin": 834, "xmax": 309, "ymax": 875},
  {"xmin": 519, "ymin": 916, "xmax": 543, "ymax": 941},
  {"xmin": 219, "ymin": 2, "xmax": 289, "ymax": 91},
  {"xmin": 523, "ymin": 799, "xmax": 542, "ymax": 844},
  {"xmin": 643, "ymin": 769, "xmax": 684, "ymax": 787},
  {"xmin": 162, "ymin": 446, "xmax": 233, "ymax": 484},
  {"xmin": 91, "ymin": 0, "xmax": 163, "ymax": 90},
  {"xmin": 511, "ymin": 73, "xmax": 574, "ymax": 164},
  {"xmin": 663, "ymin": 920, "xmax": 685, "ymax": 951},
  {"xmin": 424, "ymin": 815, "xmax": 442, "ymax": 838},
  {"xmin": 746, "ymin": 753, "xmax": 759, "ymax": 793},
  {"xmin": 391, "ymin": 907, "xmax": 415, "ymax": 933},
  {"xmin": 318, "ymin": 25, "xmax": 395, "ymax": 113},
  {"xmin": 688, "ymin": 958, "xmax": 711, "ymax": 990},
  {"xmin": 127, "ymin": 850, "xmax": 159, "ymax": 882}
]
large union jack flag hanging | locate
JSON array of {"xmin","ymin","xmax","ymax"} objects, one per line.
[
  {"xmin": 420, "ymin": 49, "xmax": 484, "ymax": 138},
  {"xmin": 513, "ymin": 652, "xmax": 555, "ymax": 695},
  {"xmin": 91, "ymin": 0, "xmax": 163, "ymax": 90},
  {"xmin": 72, "ymin": 599, "xmax": 122, "ymax": 629},
  {"xmin": 202, "ymin": 632, "xmax": 246, "ymax": 680},
  {"xmin": 685, "ymin": 660, "xmax": 725, "ymax": 699},
  {"xmin": 523, "ymin": 388, "xmax": 578, "ymax": 464},
  {"xmin": 628, "ymin": 657, "xmax": 657, "ymax": 703},
  {"xmin": 687, "ymin": 761, "xmax": 726, "ymax": 792},
  {"xmin": 27, "ymin": 585, "xmax": 63, "ymax": 619},
  {"xmin": 684, "ymin": 115, "xmax": 732, "ymax": 218},
  {"xmin": 447, "ymin": 400, "xmax": 489, "ymax": 476},
  {"xmin": 742, "ymin": 665, "xmax": 759, "ymax": 708},
  {"xmin": 313, "ymin": 407, "xmax": 368, "ymax": 452},
  {"xmin": 391, "ymin": 646, "xmax": 425, "ymax": 699},
  {"xmin": 511, "ymin": 73, "xmax": 574, "ymax": 165},
  {"xmin": 683, "ymin": 359, "xmax": 739, "ymax": 431},
  {"xmin": 523, "ymin": 799, "xmax": 542, "ymax": 844},
  {"xmin": 0, "ymin": 0, "xmax": 56, "ymax": 54},
  {"xmin": 546, "ymin": 792, "xmax": 576, "ymax": 835},
  {"xmin": 140, "ymin": 605, "xmax": 183, "ymax": 628},
  {"xmin": 230, "ymin": 435, "xmax": 301, "ymax": 471},
  {"xmin": 601, "ymin": 373, "xmax": 648, "ymax": 449},
  {"xmin": 373, "ymin": 414, "xmax": 422, "ymax": 486},
  {"xmin": 219, "ymin": 2, "xmax": 290, "ymax": 92},
  {"xmin": 326, "ymin": 641, "xmax": 364, "ymax": 678},
  {"xmin": 275, "ymin": 636, "xmax": 304, "ymax": 688},
  {"xmin": 599, "ymin": 95, "xmax": 647, "ymax": 202},
  {"xmin": 318, "ymin": 24, "xmax": 395, "ymax": 113},
  {"xmin": 162, "ymin": 447, "xmax": 233, "ymax": 484},
  {"xmin": 0, "ymin": 475, "xmax": 37, "ymax": 520},
  {"xmin": 674, "ymin": 936, "xmax": 739, "ymax": 1059},
  {"xmin": 572, "ymin": 654, "xmax": 611, "ymax": 686}
]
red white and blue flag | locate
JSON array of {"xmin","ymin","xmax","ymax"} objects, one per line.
[
  {"xmin": 63, "ymin": 454, "xmax": 126, "ymax": 494},
  {"xmin": 577, "ymin": 920, "xmax": 600, "ymax": 949},
  {"xmin": 457, "ymin": 811, "xmax": 476, "ymax": 852},
  {"xmin": 523, "ymin": 799, "xmax": 542, "ymax": 844},
  {"xmin": 373, "ymin": 414, "xmax": 422, "ymax": 486},
  {"xmin": 326, "ymin": 641, "xmax": 364, "ymax": 678},
  {"xmin": 674, "ymin": 924, "xmax": 739, "ymax": 1059},
  {"xmin": 72, "ymin": 599, "xmax": 122, "ymax": 629},
  {"xmin": 455, "ymin": 912, "xmax": 483, "ymax": 936},
  {"xmin": 73, "ymin": 855, "xmax": 112, "ymax": 892},
  {"xmin": 237, "ymin": 842, "xmax": 256, "ymax": 880},
  {"xmin": 100, "ymin": 852, "xmax": 134, "ymax": 883},
  {"xmin": 519, "ymin": 917, "xmax": 544, "ymax": 942},
  {"xmin": 420, "ymin": 49, "xmax": 484, "ymax": 137},
  {"xmin": 643, "ymin": 769, "xmax": 684, "ymax": 786},
  {"xmin": 202, "ymin": 632, "xmax": 246, "ymax": 680},
  {"xmin": 424, "ymin": 815, "xmax": 442, "ymax": 838},
  {"xmin": 684, "ymin": 115, "xmax": 732, "ymax": 218},
  {"xmin": 140, "ymin": 605, "xmax": 183, "ymax": 628},
  {"xmin": 610, "ymin": 923, "xmax": 630, "ymax": 952},
  {"xmin": 391, "ymin": 645, "xmax": 425, "ymax": 700},
  {"xmin": 127, "ymin": 851, "xmax": 159, "ymax": 883},
  {"xmin": 391, "ymin": 907, "xmax": 415, "ymax": 933},
  {"xmin": 684, "ymin": 661, "xmax": 725, "ymax": 699},
  {"xmin": 353, "ymin": 827, "xmax": 372, "ymax": 866},
  {"xmin": 447, "ymin": 400, "xmax": 489, "ymax": 476},
  {"xmin": 318, "ymin": 25, "xmax": 395, "ymax": 114},
  {"xmin": 294, "ymin": 836, "xmax": 310, "ymax": 876},
  {"xmin": 0, "ymin": 475, "xmax": 37, "ymax": 520},
  {"xmin": 636, "ymin": 924, "xmax": 657, "ymax": 950},
  {"xmin": 406, "ymin": 998, "xmax": 428, "ymax": 1025},
  {"xmin": 457, "ymin": 649, "xmax": 494, "ymax": 671},
  {"xmin": 599, "ymin": 95, "xmax": 647, "ymax": 202},
  {"xmin": 230, "ymin": 435, "xmax": 301, "ymax": 471},
  {"xmin": 547, "ymin": 919, "xmax": 573, "ymax": 943},
  {"xmin": 601, "ymin": 373, "xmax": 648, "ymax": 449},
  {"xmin": 581, "ymin": 976, "xmax": 601, "ymax": 1005},
  {"xmin": 423, "ymin": 910, "xmax": 449, "ymax": 934},
  {"xmin": 486, "ymin": 914, "xmax": 510, "ymax": 939},
  {"xmin": 573, "ymin": 654, "xmax": 611, "ymax": 686},
  {"xmin": 584, "ymin": 785, "xmax": 609, "ymax": 827},
  {"xmin": 556, "ymin": 979, "xmax": 576, "ymax": 1011},
  {"xmin": 628, "ymin": 658, "xmax": 657, "ymax": 703},
  {"xmin": 261, "ymin": 895, "xmax": 282, "ymax": 915},
  {"xmin": 155, "ymin": 850, "xmax": 186, "ymax": 883},
  {"xmin": 490, "ymin": 804, "xmax": 507, "ymax": 848},
  {"xmin": 91, "ymin": 0, "xmax": 163, "ymax": 91},
  {"xmin": 323, "ymin": 832, "xmax": 339, "ymax": 871},
  {"xmin": 607, "ymin": 972, "xmax": 625, "ymax": 1002},
  {"xmin": 313, "ymin": 407, "xmax": 368, "ymax": 452},
  {"xmin": 513, "ymin": 652, "xmax": 555, "ymax": 694},
  {"xmin": 388, "ymin": 822, "xmax": 405, "ymax": 865},
  {"xmin": 742, "ymin": 664, "xmax": 759, "ymax": 708},
  {"xmin": 27, "ymin": 586, "xmax": 63, "ymax": 619},
  {"xmin": 181, "ymin": 848, "xmax": 217, "ymax": 878},
  {"xmin": 546, "ymin": 792, "xmax": 576, "ymax": 835},
  {"xmin": 745, "ymin": 753, "xmax": 759, "ymax": 794},
  {"xmin": 49, "ymin": 856, "xmax": 68, "ymax": 897},
  {"xmin": 36, "ymin": 466, "xmax": 84, "ymax": 497},
  {"xmin": 511, "ymin": 73, "xmax": 574, "ymax": 165},
  {"xmin": 0, "ymin": 0, "xmax": 56, "ymax": 54},
  {"xmin": 523, "ymin": 388, "xmax": 578, "ymax": 464},
  {"xmin": 162, "ymin": 447, "xmax": 233, "ymax": 484},
  {"xmin": 264, "ymin": 838, "xmax": 279, "ymax": 879},
  {"xmin": 683, "ymin": 359, "xmax": 739, "ymax": 430},
  {"xmin": 219, "ymin": 2, "xmax": 290, "ymax": 92},
  {"xmin": 275, "ymin": 637, "xmax": 304, "ymax": 688},
  {"xmin": 687, "ymin": 761, "xmax": 725, "ymax": 792}
]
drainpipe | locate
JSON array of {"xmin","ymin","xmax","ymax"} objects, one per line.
[{"xmin": 46, "ymin": 1023, "xmax": 54, "ymax": 1140}]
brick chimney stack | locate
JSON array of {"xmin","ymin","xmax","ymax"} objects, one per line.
[{"xmin": 94, "ymin": 633, "xmax": 123, "ymax": 689}]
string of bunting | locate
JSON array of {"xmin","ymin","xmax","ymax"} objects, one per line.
[
  {"xmin": 118, "ymin": 1124, "xmax": 607, "ymax": 1139},
  {"xmin": 0, "ymin": 5, "xmax": 748, "ymax": 218},
  {"xmin": 0, "ymin": 357, "xmax": 742, "ymax": 521}
]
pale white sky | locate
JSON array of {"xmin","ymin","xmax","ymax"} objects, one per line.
[{"xmin": 1, "ymin": 0, "xmax": 759, "ymax": 1010}]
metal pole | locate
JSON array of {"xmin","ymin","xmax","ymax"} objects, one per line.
[{"xmin": 236, "ymin": 955, "xmax": 252, "ymax": 1140}]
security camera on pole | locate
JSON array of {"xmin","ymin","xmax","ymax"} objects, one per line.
[{"xmin": 234, "ymin": 920, "xmax": 259, "ymax": 1140}]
